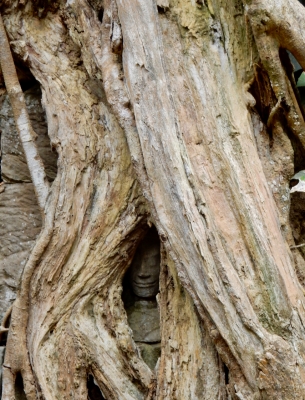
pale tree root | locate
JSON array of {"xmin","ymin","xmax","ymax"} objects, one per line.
[
  {"xmin": 109, "ymin": 0, "xmax": 305, "ymax": 396},
  {"xmin": 76, "ymin": 0, "xmax": 155, "ymax": 206},
  {"xmin": 84, "ymin": 0, "xmax": 305, "ymax": 397},
  {"xmin": 199, "ymin": 242, "xmax": 304, "ymax": 398},
  {"xmin": 246, "ymin": 1, "xmax": 305, "ymax": 151},
  {"xmin": 183, "ymin": 274, "xmax": 257, "ymax": 398},
  {"xmin": 2, "ymin": 181, "xmax": 60, "ymax": 400},
  {"xmin": 246, "ymin": 0, "xmax": 305, "ymax": 313},
  {"xmin": 32, "ymin": 220, "xmax": 153, "ymax": 399},
  {"xmin": 0, "ymin": 13, "xmax": 49, "ymax": 213},
  {"xmin": 157, "ymin": 248, "xmax": 230, "ymax": 398},
  {"xmin": 1, "ymin": 5, "xmax": 153, "ymax": 396},
  {"xmin": 0, "ymin": 16, "xmax": 52, "ymax": 395},
  {"xmin": 2, "ymin": 1, "xmax": 304, "ymax": 399}
]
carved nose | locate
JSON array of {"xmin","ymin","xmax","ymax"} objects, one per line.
[{"xmin": 138, "ymin": 263, "xmax": 151, "ymax": 278}]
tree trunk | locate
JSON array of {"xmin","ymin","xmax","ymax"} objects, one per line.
[{"xmin": 1, "ymin": 0, "xmax": 305, "ymax": 398}]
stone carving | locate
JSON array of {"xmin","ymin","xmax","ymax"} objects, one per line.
[
  {"xmin": 0, "ymin": 85, "xmax": 57, "ymax": 183},
  {"xmin": 0, "ymin": 85, "xmax": 58, "ymax": 323},
  {"xmin": 123, "ymin": 229, "xmax": 161, "ymax": 369}
]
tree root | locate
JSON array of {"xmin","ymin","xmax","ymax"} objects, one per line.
[
  {"xmin": 0, "ymin": 12, "xmax": 52, "ymax": 398},
  {"xmin": 0, "ymin": 304, "xmax": 12, "ymax": 338},
  {"xmin": 267, "ymin": 95, "xmax": 282, "ymax": 129},
  {"xmin": 75, "ymin": 0, "xmax": 155, "ymax": 208},
  {"xmin": 0, "ymin": 13, "xmax": 49, "ymax": 213},
  {"xmin": 2, "ymin": 180, "xmax": 60, "ymax": 400},
  {"xmin": 0, "ymin": 181, "xmax": 5, "ymax": 194},
  {"xmin": 246, "ymin": 1, "xmax": 305, "ymax": 150}
]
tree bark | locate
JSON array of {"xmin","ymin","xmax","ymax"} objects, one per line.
[{"xmin": 1, "ymin": 0, "xmax": 305, "ymax": 398}]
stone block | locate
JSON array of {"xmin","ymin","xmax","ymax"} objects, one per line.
[
  {"xmin": 0, "ymin": 183, "xmax": 41, "ymax": 320},
  {"xmin": 0, "ymin": 85, "xmax": 57, "ymax": 183}
]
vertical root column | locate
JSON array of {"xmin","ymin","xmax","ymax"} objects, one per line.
[
  {"xmin": 248, "ymin": 7, "xmax": 305, "ymax": 150},
  {"xmin": 2, "ymin": 303, "xmax": 36, "ymax": 400}
]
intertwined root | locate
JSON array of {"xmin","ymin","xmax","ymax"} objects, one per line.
[
  {"xmin": 246, "ymin": 0, "xmax": 305, "ymax": 147},
  {"xmin": 2, "ymin": 1, "xmax": 305, "ymax": 399}
]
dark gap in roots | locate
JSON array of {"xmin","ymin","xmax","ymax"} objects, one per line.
[
  {"xmin": 285, "ymin": 50, "xmax": 305, "ymax": 116},
  {"xmin": 87, "ymin": 374, "xmax": 106, "ymax": 400},
  {"xmin": 280, "ymin": 50, "xmax": 305, "ymax": 172},
  {"xmin": 298, "ymin": 0, "xmax": 305, "ymax": 6},
  {"xmin": 249, "ymin": 57, "xmax": 305, "ymax": 170},
  {"xmin": 290, "ymin": 179, "xmax": 299, "ymax": 190},
  {"xmin": 249, "ymin": 63, "xmax": 276, "ymax": 124},
  {"xmin": 224, "ymin": 364, "xmax": 229, "ymax": 385},
  {"xmin": 15, "ymin": 372, "xmax": 27, "ymax": 400},
  {"xmin": 288, "ymin": 80, "xmax": 305, "ymax": 269},
  {"xmin": 248, "ymin": 63, "xmax": 277, "ymax": 144},
  {"xmin": 27, "ymin": 0, "xmax": 59, "ymax": 18},
  {"xmin": 13, "ymin": 60, "xmax": 37, "ymax": 92},
  {"xmin": 286, "ymin": 48, "xmax": 305, "ymax": 272},
  {"xmin": 0, "ymin": 311, "xmax": 11, "ymax": 346},
  {"xmin": 157, "ymin": 5, "xmax": 166, "ymax": 13},
  {"xmin": 98, "ymin": 7, "xmax": 104, "ymax": 23},
  {"xmin": 0, "ymin": 346, "xmax": 5, "ymax": 398},
  {"xmin": 290, "ymin": 187, "xmax": 305, "ymax": 283},
  {"xmin": 284, "ymin": 51, "xmax": 305, "ymax": 266}
]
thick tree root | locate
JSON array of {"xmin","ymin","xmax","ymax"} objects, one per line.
[
  {"xmin": 2, "ymin": 0, "xmax": 305, "ymax": 398},
  {"xmin": 246, "ymin": 0, "xmax": 305, "ymax": 150}
]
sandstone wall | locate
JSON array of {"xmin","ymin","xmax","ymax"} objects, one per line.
[{"xmin": 0, "ymin": 85, "xmax": 57, "ymax": 394}]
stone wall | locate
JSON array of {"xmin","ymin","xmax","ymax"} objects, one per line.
[{"xmin": 0, "ymin": 85, "xmax": 57, "ymax": 394}]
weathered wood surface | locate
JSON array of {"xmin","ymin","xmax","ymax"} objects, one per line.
[
  {"xmin": 1, "ymin": 0, "xmax": 305, "ymax": 398},
  {"xmin": 116, "ymin": 0, "xmax": 305, "ymax": 396}
]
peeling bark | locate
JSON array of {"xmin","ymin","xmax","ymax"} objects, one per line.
[{"xmin": 2, "ymin": 0, "xmax": 305, "ymax": 398}]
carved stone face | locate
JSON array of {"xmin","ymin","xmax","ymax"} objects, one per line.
[{"xmin": 129, "ymin": 233, "xmax": 160, "ymax": 298}]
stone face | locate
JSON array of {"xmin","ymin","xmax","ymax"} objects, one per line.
[
  {"xmin": 129, "ymin": 229, "xmax": 160, "ymax": 298},
  {"xmin": 124, "ymin": 228, "xmax": 161, "ymax": 369},
  {"xmin": 0, "ymin": 85, "xmax": 57, "ymax": 183},
  {"xmin": 0, "ymin": 183, "xmax": 41, "ymax": 320}
]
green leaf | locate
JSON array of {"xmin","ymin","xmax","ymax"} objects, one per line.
[{"xmin": 291, "ymin": 170, "xmax": 305, "ymax": 181}]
